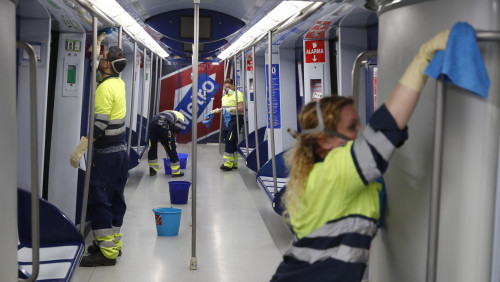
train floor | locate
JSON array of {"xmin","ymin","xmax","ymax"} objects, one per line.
[{"xmin": 72, "ymin": 143, "xmax": 293, "ymax": 282}]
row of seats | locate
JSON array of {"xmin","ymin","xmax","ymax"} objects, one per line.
[
  {"xmin": 18, "ymin": 116, "xmax": 148, "ymax": 281},
  {"xmin": 18, "ymin": 188, "xmax": 85, "ymax": 281},
  {"xmin": 237, "ymin": 127, "xmax": 289, "ymax": 215}
]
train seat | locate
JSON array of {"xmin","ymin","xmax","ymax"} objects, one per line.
[
  {"xmin": 241, "ymin": 127, "xmax": 269, "ymax": 172},
  {"xmin": 17, "ymin": 188, "xmax": 85, "ymax": 281},
  {"xmin": 237, "ymin": 126, "xmax": 267, "ymax": 159},
  {"xmin": 255, "ymin": 150, "xmax": 289, "ymax": 215}
]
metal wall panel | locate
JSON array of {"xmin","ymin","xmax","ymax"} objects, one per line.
[
  {"xmin": 370, "ymin": 1, "xmax": 500, "ymax": 282},
  {"xmin": 0, "ymin": 1, "xmax": 18, "ymax": 279}
]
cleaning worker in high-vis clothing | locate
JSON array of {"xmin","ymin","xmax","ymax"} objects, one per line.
[
  {"xmin": 270, "ymin": 29, "xmax": 450, "ymax": 281},
  {"xmin": 148, "ymin": 110, "xmax": 187, "ymax": 177},
  {"xmin": 209, "ymin": 78, "xmax": 245, "ymax": 171},
  {"xmin": 70, "ymin": 46, "xmax": 128, "ymax": 267}
]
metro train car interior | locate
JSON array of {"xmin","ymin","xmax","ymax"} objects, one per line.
[{"xmin": 2, "ymin": 0, "xmax": 500, "ymax": 281}]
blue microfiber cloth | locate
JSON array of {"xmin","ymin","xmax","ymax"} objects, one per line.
[
  {"xmin": 223, "ymin": 109, "xmax": 231, "ymax": 127},
  {"xmin": 425, "ymin": 22, "xmax": 490, "ymax": 98},
  {"xmin": 202, "ymin": 113, "xmax": 214, "ymax": 128},
  {"xmin": 98, "ymin": 27, "xmax": 118, "ymax": 35}
]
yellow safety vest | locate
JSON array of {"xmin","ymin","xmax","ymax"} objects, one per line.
[
  {"xmin": 221, "ymin": 90, "xmax": 244, "ymax": 115},
  {"xmin": 289, "ymin": 141, "xmax": 381, "ymax": 239}
]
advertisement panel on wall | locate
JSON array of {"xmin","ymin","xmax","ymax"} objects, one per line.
[
  {"xmin": 266, "ymin": 64, "xmax": 281, "ymax": 129},
  {"xmin": 159, "ymin": 63, "xmax": 226, "ymax": 143}
]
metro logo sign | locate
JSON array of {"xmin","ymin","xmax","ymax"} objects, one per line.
[
  {"xmin": 305, "ymin": 40, "xmax": 325, "ymax": 63},
  {"xmin": 159, "ymin": 63, "xmax": 225, "ymax": 143},
  {"xmin": 174, "ymin": 73, "xmax": 221, "ymax": 135}
]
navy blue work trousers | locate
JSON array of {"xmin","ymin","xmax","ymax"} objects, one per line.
[
  {"xmin": 224, "ymin": 115, "xmax": 244, "ymax": 154},
  {"xmin": 88, "ymin": 150, "xmax": 128, "ymax": 230},
  {"xmin": 148, "ymin": 122, "xmax": 179, "ymax": 163}
]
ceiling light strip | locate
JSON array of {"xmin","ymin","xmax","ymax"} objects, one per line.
[
  {"xmin": 217, "ymin": 1, "xmax": 315, "ymax": 60},
  {"xmin": 86, "ymin": 0, "xmax": 169, "ymax": 58}
]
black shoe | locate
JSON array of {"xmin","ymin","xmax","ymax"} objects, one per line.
[
  {"xmin": 79, "ymin": 251, "xmax": 116, "ymax": 267},
  {"xmin": 220, "ymin": 164, "xmax": 232, "ymax": 171},
  {"xmin": 87, "ymin": 241, "xmax": 121, "ymax": 256},
  {"xmin": 172, "ymin": 171, "xmax": 184, "ymax": 178},
  {"xmin": 232, "ymin": 166, "xmax": 238, "ymax": 170},
  {"xmin": 150, "ymin": 167, "xmax": 157, "ymax": 176}
]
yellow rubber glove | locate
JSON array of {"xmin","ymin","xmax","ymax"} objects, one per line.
[
  {"xmin": 88, "ymin": 32, "xmax": 106, "ymax": 53},
  {"xmin": 226, "ymin": 107, "xmax": 237, "ymax": 113},
  {"xmin": 211, "ymin": 108, "xmax": 221, "ymax": 114},
  {"xmin": 70, "ymin": 137, "xmax": 88, "ymax": 168},
  {"xmin": 399, "ymin": 29, "xmax": 450, "ymax": 92}
]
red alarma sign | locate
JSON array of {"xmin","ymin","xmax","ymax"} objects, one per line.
[
  {"xmin": 247, "ymin": 59, "xmax": 253, "ymax": 71},
  {"xmin": 305, "ymin": 40, "xmax": 325, "ymax": 63}
]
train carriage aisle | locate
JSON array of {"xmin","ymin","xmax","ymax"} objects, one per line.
[{"xmin": 73, "ymin": 143, "xmax": 292, "ymax": 282}]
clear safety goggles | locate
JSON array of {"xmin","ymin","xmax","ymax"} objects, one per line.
[{"xmin": 300, "ymin": 100, "xmax": 352, "ymax": 141}]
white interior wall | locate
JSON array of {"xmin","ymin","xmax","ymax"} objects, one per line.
[
  {"xmin": 278, "ymin": 48, "xmax": 298, "ymax": 151},
  {"xmin": 337, "ymin": 26, "xmax": 367, "ymax": 97},
  {"xmin": 254, "ymin": 53, "xmax": 268, "ymax": 132},
  {"xmin": 122, "ymin": 52, "xmax": 135, "ymax": 128},
  {"xmin": 17, "ymin": 18, "xmax": 51, "ymax": 196},
  {"xmin": 47, "ymin": 33, "xmax": 86, "ymax": 222}
]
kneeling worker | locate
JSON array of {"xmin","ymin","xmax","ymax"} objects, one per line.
[{"xmin": 148, "ymin": 110, "xmax": 187, "ymax": 177}]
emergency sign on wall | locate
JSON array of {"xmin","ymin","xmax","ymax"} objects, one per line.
[
  {"xmin": 247, "ymin": 59, "xmax": 253, "ymax": 71},
  {"xmin": 311, "ymin": 79, "xmax": 322, "ymax": 101},
  {"xmin": 305, "ymin": 40, "xmax": 325, "ymax": 63}
]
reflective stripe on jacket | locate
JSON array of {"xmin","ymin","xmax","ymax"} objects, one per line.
[{"xmin": 94, "ymin": 77, "xmax": 127, "ymax": 152}]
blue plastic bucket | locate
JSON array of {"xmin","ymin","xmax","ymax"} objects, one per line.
[
  {"xmin": 178, "ymin": 153, "xmax": 188, "ymax": 169},
  {"xmin": 152, "ymin": 207, "xmax": 182, "ymax": 236},
  {"xmin": 168, "ymin": 181, "xmax": 191, "ymax": 204},
  {"xmin": 163, "ymin": 158, "xmax": 171, "ymax": 175}
]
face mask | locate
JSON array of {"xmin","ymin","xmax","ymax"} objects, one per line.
[
  {"xmin": 96, "ymin": 69, "xmax": 103, "ymax": 83},
  {"xmin": 224, "ymin": 88, "xmax": 234, "ymax": 95}
]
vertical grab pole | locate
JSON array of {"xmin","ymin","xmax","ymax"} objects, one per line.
[
  {"xmin": 127, "ymin": 42, "xmax": 137, "ymax": 158},
  {"xmin": 155, "ymin": 58, "xmax": 162, "ymax": 116},
  {"xmin": 137, "ymin": 47, "xmax": 147, "ymax": 157},
  {"xmin": 241, "ymin": 51, "xmax": 249, "ymax": 155},
  {"xmin": 118, "ymin": 26, "xmax": 123, "ymax": 49},
  {"xmin": 351, "ymin": 51, "xmax": 377, "ymax": 111},
  {"xmin": 219, "ymin": 60, "xmax": 227, "ymax": 156},
  {"xmin": 144, "ymin": 53, "xmax": 154, "ymax": 147},
  {"xmin": 234, "ymin": 56, "xmax": 240, "ymax": 147},
  {"xmin": 252, "ymin": 46, "xmax": 261, "ymax": 171},
  {"xmin": 424, "ymin": 31, "xmax": 500, "ymax": 282},
  {"xmin": 80, "ymin": 16, "xmax": 98, "ymax": 236},
  {"xmin": 190, "ymin": 0, "xmax": 200, "ymax": 271},
  {"xmin": 267, "ymin": 31, "xmax": 278, "ymax": 195},
  {"xmin": 426, "ymin": 80, "xmax": 445, "ymax": 282},
  {"xmin": 16, "ymin": 41, "xmax": 40, "ymax": 282}
]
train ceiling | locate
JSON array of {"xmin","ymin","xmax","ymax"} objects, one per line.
[
  {"xmin": 34, "ymin": 0, "xmax": 379, "ymax": 61},
  {"xmin": 115, "ymin": 0, "xmax": 281, "ymax": 60}
]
